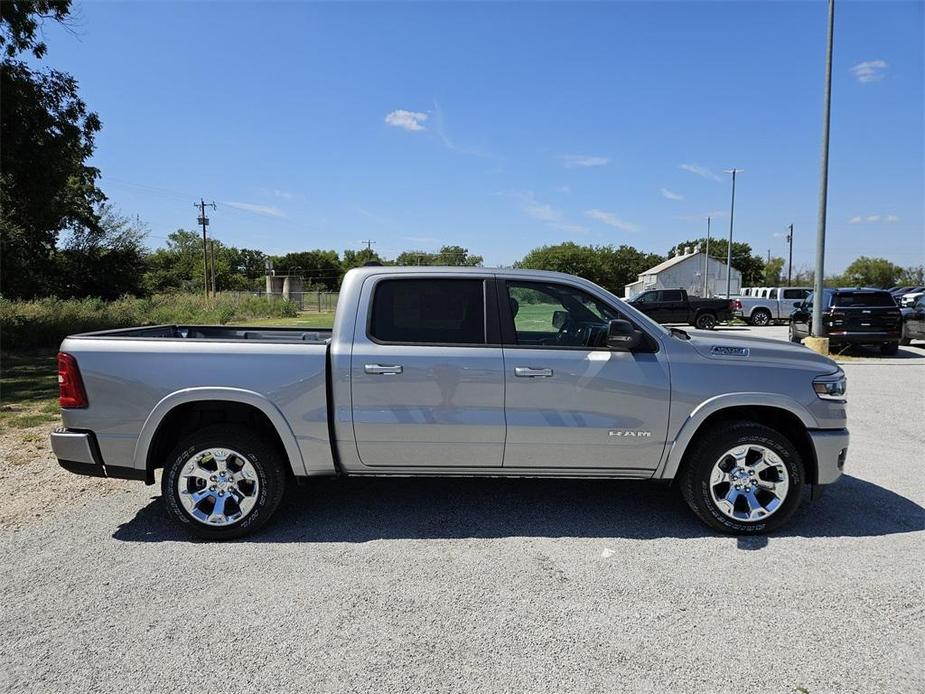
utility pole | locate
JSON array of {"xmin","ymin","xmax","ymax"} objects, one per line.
[
  {"xmin": 703, "ymin": 216, "xmax": 711, "ymax": 297},
  {"xmin": 209, "ymin": 239, "xmax": 217, "ymax": 297},
  {"xmin": 812, "ymin": 0, "xmax": 835, "ymax": 338},
  {"xmin": 360, "ymin": 239, "xmax": 375, "ymax": 252},
  {"xmin": 723, "ymin": 169, "xmax": 743, "ymax": 298},
  {"xmin": 195, "ymin": 199, "xmax": 216, "ymax": 301},
  {"xmin": 786, "ymin": 224, "xmax": 794, "ymax": 287}
]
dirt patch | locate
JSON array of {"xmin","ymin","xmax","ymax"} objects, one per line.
[{"xmin": 0, "ymin": 418, "xmax": 132, "ymax": 531}]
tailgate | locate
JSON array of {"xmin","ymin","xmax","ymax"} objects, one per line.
[{"xmin": 830, "ymin": 307, "xmax": 901, "ymax": 333}]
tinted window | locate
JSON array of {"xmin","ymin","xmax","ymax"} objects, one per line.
[
  {"xmin": 768, "ymin": 289, "xmax": 778, "ymax": 299},
  {"xmin": 832, "ymin": 291, "xmax": 896, "ymax": 308},
  {"xmin": 782, "ymin": 289, "xmax": 807, "ymax": 299},
  {"xmin": 661, "ymin": 290, "xmax": 684, "ymax": 302},
  {"xmin": 370, "ymin": 279, "xmax": 486, "ymax": 344},
  {"xmin": 635, "ymin": 291, "xmax": 658, "ymax": 304}
]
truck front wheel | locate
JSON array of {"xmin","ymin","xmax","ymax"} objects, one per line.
[
  {"xmin": 162, "ymin": 425, "xmax": 287, "ymax": 540},
  {"xmin": 679, "ymin": 421, "xmax": 804, "ymax": 535}
]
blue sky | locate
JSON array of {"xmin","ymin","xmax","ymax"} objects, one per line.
[{"xmin": 40, "ymin": 0, "xmax": 924, "ymax": 272}]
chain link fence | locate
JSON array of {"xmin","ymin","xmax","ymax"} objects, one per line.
[{"xmin": 223, "ymin": 291, "xmax": 339, "ymax": 312}]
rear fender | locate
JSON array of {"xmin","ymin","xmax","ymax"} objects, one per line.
[{"xmin": 133, "ymin": 387, "xmax": 308, "ymax": 477}]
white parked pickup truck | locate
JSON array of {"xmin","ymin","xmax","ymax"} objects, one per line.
[{"xmin": 734, "ymin": 287, "xmax": 812, "ymax": 326}]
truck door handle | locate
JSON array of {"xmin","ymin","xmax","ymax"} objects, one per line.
[
  {"xmin": 364, "ymin": 364, "xmax": 403, "ymax": 375},
  {"xmin": 514, "ymin": 367, "xmax": 553, "ymax": 378}
]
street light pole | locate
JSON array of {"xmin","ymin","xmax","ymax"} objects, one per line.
[
  {"xmin": 812, "ymin": 0, "xmax": 835, "ymax": 337},
  {"xmin": 723, "ymin": 169, "xmax": 742, "ymax": 297},
  {"xmin": 786, "ymin": 224, "xmax": 794, "ymax": 287},
  {"xmin": 703, "ymin": 216, "xmax": 711, "ymax": 296}
]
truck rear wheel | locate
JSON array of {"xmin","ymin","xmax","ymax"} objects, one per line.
[
  {"xmin": 750, "ymin": 309, "xmax": 772, "ymax": 326},
  {"xmin": 679, "ymin": 421, "xmax": 804, "ymax": 535},
  {"xmin": 694, "ymin": 312, "xmax": 718, "ymax": 330},
  {"xmin": 162, "ymin": 424, "xmax": 287, "ymax": 540}
]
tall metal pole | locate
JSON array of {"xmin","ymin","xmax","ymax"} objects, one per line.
[
  {"xmin": 812, "ymin": 0, "xmax": 835, "ymax": 337},
  {"xmin": 195, "ymin": 199, "xmax": 216, "ymax": 301},
  {"xmin": 786, "ymin": 224, "xmax": 794, "ymax": 287},
  {"xmin": 703, "ymin": 216, "xmax": 711, "ymax": 296},
  {"xmin": 724, "ymin": 169, "xmax": 741, "ymax": 298}
]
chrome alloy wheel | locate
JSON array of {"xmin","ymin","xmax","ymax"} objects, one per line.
[
  {"xmin": 177, "ymin": 448, "xmax": 260, "ymax": 526},
  {"xmin": 708, "ymin": 444, "xmax": 790, "ymax": 522}
]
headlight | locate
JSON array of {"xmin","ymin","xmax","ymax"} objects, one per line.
[{"xmin": 813, "ymin": 372, "xmax": 847, "ymax": 400}]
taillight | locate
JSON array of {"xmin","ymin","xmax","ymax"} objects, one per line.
[
  {"xmin": 732, "ymin": 300, "xmax": 741, "ymax": 310},
  {"xmin": 58, "ymin": 352, "xmax": 88, "ymax": 409}
]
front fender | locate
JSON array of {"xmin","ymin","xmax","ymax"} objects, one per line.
[
  {"xmin": 655, "ymin": 392, "xmax": 816, "ymax": 480},
  {"xmin": 133, "ymin": 387, "xmax": 308, "ymax": 477}
]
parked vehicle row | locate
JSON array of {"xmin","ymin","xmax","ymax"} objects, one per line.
[
  {"xmin": 625, "ymin": 288, "xmax": 734, "ymax": 329},
  {"xmin": 889, "ymin": 286, "xmax": 925, "ymax": 307},
  {"xmin": 789, "ymin": 288, "xmax": 903, "ymax": 354},
  {"xmin": 51, "ymin": 267, "xmax": 849, "ymax": 539}
]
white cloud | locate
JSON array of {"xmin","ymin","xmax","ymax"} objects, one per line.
[
  {"xmin": 850, "ymin": 60, "xmax": 889, "ymax": 83},
  {"xmin": 559, "ymin": 154, "xmax": 609, "ymax": 169},
  {"xmin": 584, "ymin": 208, "xmax": 639, "ymax": 233},
  {"xmin": 679, "ymin": 163, "xmax": 721, "ymax": 181},
  {"xmin": 225, "ymin": 201, "xmax": 285, "ymax": 218},
  {"xmin": 660, "ymin": 188, "xmax": 684, "ymax": 200},
  {"xmin": 385, "ymin": 109, "xmax": 428, "ymax": 132},
  {"xmin": 850, "ymin": 213, "xmax": 899, "ymax": 224},
  {"xmin": 509, "ymin": 192, "xmax": 586, "ymax": 235},
  {"xmin": 273, "ymin": 189, "xmax": 294, "ymax": 200}
]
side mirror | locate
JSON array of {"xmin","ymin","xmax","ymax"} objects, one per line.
[
  {"xmin": 552, "ymin": 310, "xmax": 568, "ymax": 330},
  {"xmin": 607, "ymin": 319, "xmax": 642, "ymax": 351}
]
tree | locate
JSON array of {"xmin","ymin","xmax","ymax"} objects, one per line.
[
  {"xmin": 394, "ymin": 245, "xmax": 483, "ymax": 267},
  {"xmin": 764, "ymin": 257, "xmax": 785, "ymax": 285},
  {"xmin": 272, "ymin": 250, "xmax": 342, "ymax": 289},
  {"xmin": 668, "ymin": 238, "xmax": 766, "ymax": 287},
  {"xmin": 54, "ymin": 204, "xmax": 149, "ymax": 298},
  {"xmin": 515, "ymin": 242, "xmax": 664, "ymax": 296},
  {"xmin": 1, "ymin": 1, "xmax": 105, "ymax": 298},
  {"xmin": 342, "ymin": 248, "xmax": 383, "ymax": 272},
  {"xmin": 0, "ymin": 1, "xmax": 72, "ymax": 59},
  {"xmin": 840, "ymin": 256, "xmax": 902, "ymax": 288},
  {"xmin": 143, "ymin": 230, "xmax": 206, "ymax": 293}
]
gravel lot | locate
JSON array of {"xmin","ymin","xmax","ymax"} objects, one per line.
[{"xmin": 1, "ymin": 327, "xmax": 923, "ymax": 694}]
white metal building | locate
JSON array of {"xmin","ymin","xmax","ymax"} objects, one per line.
[{"xmin": 624, "ymin": 248, "xmax": 741, "ymax": 298}]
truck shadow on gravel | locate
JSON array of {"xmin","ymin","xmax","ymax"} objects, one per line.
[{"xmin": 112, "ymin": 474, "xmax": 924, "ymax": 548}]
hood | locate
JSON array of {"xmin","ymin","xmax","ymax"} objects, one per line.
[{"xmin": 684, "ymin": 329, "xmax": 839, "ymax": 374}]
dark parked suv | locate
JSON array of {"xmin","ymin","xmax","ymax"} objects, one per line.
[{"xmin": 789, "ymin": 288, "xmax": 902, "ymax": 354}]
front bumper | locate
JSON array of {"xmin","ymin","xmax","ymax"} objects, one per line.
[
  {"xmin": 50, "ymin": 428, "xmax": 147, "ymax": 481},
  {"xmin": 808, "ymin": 428, "xmax": 849, "ymax": 485}
]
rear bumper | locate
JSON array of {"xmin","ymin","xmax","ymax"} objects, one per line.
[
  {"xmin": 826, "ymin": 331, "xmax": 900, "ymax": 345},
  {"xmin": 50, "ymin": 428, "xmax": 147, "ymax": 481},
  {"xmin": 808, "ymin": 428, "xmax": 849, "ymax": 485}
]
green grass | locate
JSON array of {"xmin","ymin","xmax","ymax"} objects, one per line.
[
  {"xmin": 230, "ymin": 311, "xmax": 336, "ymax": 329},
  {"xmin": 0, "ymin": 351, "xmax": 59, "ymax": 430}
]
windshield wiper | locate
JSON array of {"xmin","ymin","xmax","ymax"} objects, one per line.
[{"xmin": 669, "ymin": 327, "xmax": 691, "ymax": 340}]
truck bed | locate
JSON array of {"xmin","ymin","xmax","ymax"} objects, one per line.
[{"xmin": 70, "ymin": 324, "xmax": 332, "ymax": 343}]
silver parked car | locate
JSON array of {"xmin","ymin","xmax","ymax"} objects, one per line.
[{"xmin": 51, "ymin": 267, "xmax": 849, "ymax": 539}]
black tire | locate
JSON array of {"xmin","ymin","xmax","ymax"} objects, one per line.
[
  {"xmin": 750, "ymin": 309, "xmax": 772, "ymax": 327},
  {"xmin": 695, "ymin": 312, "xmax": 717, "ymax": 330},
  {"xmin": 162, "ymin": 424, "xmax": 287, "ymax": 540},
  {"xmin": 679, "ymin": 421, "xmax": 804, "ymax": 535},
  {"xmin": 880, "ymin": 342, "xmax": 899, "ymax": 355},
  {"xmin": 789, "ymin": 324, "xmax": 802, "ymax": 343}
]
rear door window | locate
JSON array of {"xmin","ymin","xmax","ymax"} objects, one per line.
[
  {"xmin": 661, "ymin": 290, "xmax": 684, "ymax": 302},
  {"xmin": 369, "ymin": 278, "xmax": 486, "ymax": 344}
]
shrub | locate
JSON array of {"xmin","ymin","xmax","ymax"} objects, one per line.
[{"xmin": 0, "ymin": 293, "xmax": 299, "ymax": 350}]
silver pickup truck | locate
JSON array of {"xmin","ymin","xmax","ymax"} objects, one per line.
[
  {"xmin": 734, "ymin": 287, "xmax": 812, "ymax": 326},
  {"xmin": 52, "ymin": 267, "xmax": 849, "ymax": 539}
]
